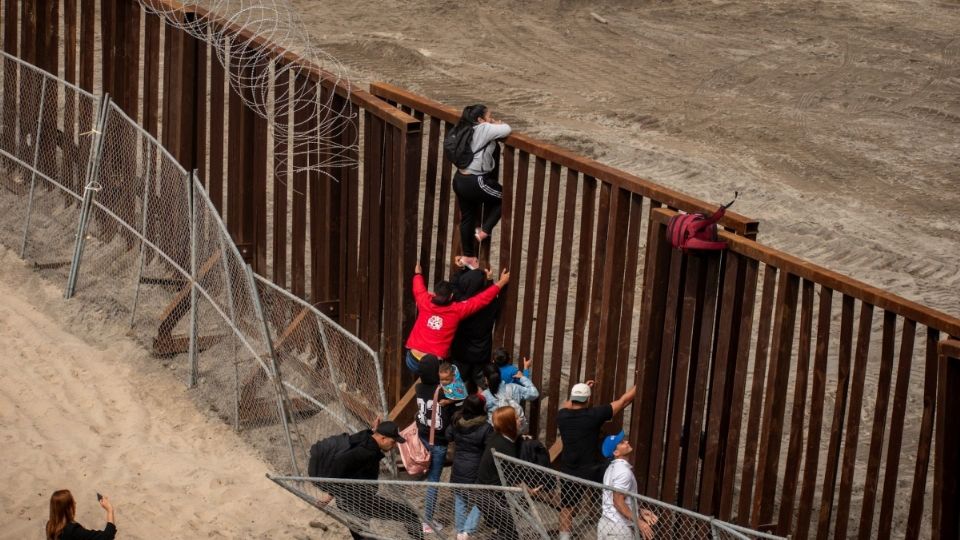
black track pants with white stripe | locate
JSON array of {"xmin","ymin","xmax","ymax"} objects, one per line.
[{"xmin": 453, "ymin": 171, "xmax": 502, "ymax": 257}]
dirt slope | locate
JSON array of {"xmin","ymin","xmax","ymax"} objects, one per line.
[{"xmin": 294, "ymin": 0, "xmax": 960, "ymax": 317}]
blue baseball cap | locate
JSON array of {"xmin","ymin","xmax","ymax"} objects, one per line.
[{"xmin": 601, "ymin": 431, "xmax": 626, "ymax": 458}]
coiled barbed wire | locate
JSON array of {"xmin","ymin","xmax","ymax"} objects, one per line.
[{"xmin": 141, "ymin": 0, "xmax": 358, "ymax": 181}]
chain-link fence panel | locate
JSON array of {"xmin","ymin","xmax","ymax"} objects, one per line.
[
  {"xmin": 710, "ymin": 522, "xmax": 783, "ymax": 540},
  {"xmin": 189, "ymin": 179, "xmax": 300, "ymax": 474},
  {"xmin": 255, "ymin": 274, "xmax": 390, "ymax": 474},
  {"xmin": 492, "ymin": 452, "xmax": 783, "ymax": 540},
  {"xmin": 269, "ymin": 475, "xmax": 548, "ymax": 540},
  {"xmin": 0, "ymin": 54, "xmax": 100, "ymax": 287},
  {"xmin": 711, "ymin": 522, "xmax": 750, "ymax": 540}
]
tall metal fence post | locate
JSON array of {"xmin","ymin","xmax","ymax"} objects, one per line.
[
  {"xmin": 491, "ymin": 451, "xmax": 552, "ymax": 540},
  {"xmin": 371, "ymin": 349, "xmax": 397, "ymax": 477},
  {"xmin": 129, "ymin": 143, "xmax": 153, "ymax": 326},
  {"xmin": 935, "ymin": 339, "xmax": 960, "ymax": 539},
  {"xmin": 65, "ymin": 94, "xmax": 111, "ymax": 299},
  {"xmin": 628, "ymin": 496, "xmax": 643, "ymax": 540},
  {"xmin": 19, "ymin": 77, "xmax": 48, "ymax": 257},
  {"xmin": 187, "ymin": 170, "xmax": 199, "ymax": 387},
  {"xmin": 233, "ymin": 360, "xmax": 241, "ymax": 433},
  {"xmin": 246, "ymin": 263, "xmax": 301, "ymax": 476}
]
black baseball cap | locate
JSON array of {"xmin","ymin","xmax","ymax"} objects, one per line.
[{"xmin": 375, "ymin": 421, "xmax": 406, "ymax": 443}]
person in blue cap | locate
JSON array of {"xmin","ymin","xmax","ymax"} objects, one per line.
[{"xmin": 598, "ymin": 431, "xmax": 658, "ymax": 539}]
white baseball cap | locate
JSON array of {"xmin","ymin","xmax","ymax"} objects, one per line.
[{"xmin": 570, "ymin": 383, "xmax": 591, "ymax": 403}]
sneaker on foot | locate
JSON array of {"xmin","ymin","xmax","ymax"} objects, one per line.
[
  {"xmin": 456, "ymin": 533, "xmax": 469, "ymax": 540},
  {"xmin": 422, "ymin": 522, "xmax": 443, "ymax": 534}
]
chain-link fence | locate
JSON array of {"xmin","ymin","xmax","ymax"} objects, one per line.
[
  {"xmin": 1, "ymin": 49, "xmax": 787, "ymax": 539},
  {"xmin": 0, "ymin": 49, "xmax": 387, "ymax": 477},
  {"xmin": 269, "ymin": 476, "xmax": 548, "ymax": 540},
  {"xmin": 492, "ymin": 452, "xmax": 785, "ymax": 540}
]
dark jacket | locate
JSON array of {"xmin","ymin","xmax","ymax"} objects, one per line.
[
  {"xmin": 450, "ymin": 269, "xmax": 502, "ymax": 366},
  {"xmin": 477, "ymin": 432, "xmax": 521, "ymax": 485},
  {"xmin": 415, "ymin": 356, "xmax": 455, "ymax": 445},
  {"xmin": 59, "ymin": 522, "xmax": 117, "ymax": 540},
  {"xmin": 329, "ymin": 429, "xmax": 385, "ymax": 481},
  {"xmin": 447, "ymin": 414, "xmax": 493, "ymax": 484}
]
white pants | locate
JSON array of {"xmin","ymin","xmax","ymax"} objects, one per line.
[{"xmin": 597, "ymin": 516, "xmax": 636, "ymax": 539}]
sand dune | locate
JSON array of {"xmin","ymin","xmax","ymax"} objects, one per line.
[{"xmin": 0, "ymin": 246, "xmax": 340, "ymax": 539}]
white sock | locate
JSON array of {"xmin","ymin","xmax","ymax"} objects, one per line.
[{"xmin": 559, "ymin": 533, "xmax": 571, "ymax": 540}]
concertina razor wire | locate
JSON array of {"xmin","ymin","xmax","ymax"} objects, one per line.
[
  {"xmin": 0, "ymin": 49, "xmax": 782, "ymax": 540},
  {"xmin": 140, "ymin": 0, "xmax": 359, "ymax": 180},
  {"xmin": 0, "ymin": 49, "xmax": 387, "ymax": 478}
]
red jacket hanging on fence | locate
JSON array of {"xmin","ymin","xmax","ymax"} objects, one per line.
[{"xmin": 405, "ymin": 274, "xmax": 502, "ymax": 359}]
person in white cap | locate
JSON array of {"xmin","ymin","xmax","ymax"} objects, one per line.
[
  {"xmin": 556, "ymin": 380, "xmax": 637, "ymax": 540},
  {"xmin": 598, "ymin": 431, "xmax": 658, "ymax": 539}
]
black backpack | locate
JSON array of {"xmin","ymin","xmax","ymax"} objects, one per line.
[
  {"xmin": 308, "ymin": 432, "xmax": 352, "ymax": 478},
  {"xmin": 443, "ymin": 124, "xmax": 484, "ymax": 169},
  {"xmin": 519, "ymin": 438, "xmax": 556, "ymax": 491}
]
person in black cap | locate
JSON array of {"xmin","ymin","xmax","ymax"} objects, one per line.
[{"xmin": 326, "ymin": 421, "xmax": 425, "ymax": 540}]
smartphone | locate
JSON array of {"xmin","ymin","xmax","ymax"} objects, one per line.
[{"xmin": 96, "ymin": 493, "xmax": 103, "ymax": 502}]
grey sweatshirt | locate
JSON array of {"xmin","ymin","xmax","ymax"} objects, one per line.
[{"xmin": 463, "ymin": 122, "xmax": 512, "ymax": 176}]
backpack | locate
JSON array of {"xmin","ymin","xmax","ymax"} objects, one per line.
[
  {"xmin": 443, "ymin": 124, "xmax": 484, "ymax": 170},
  {"xmin": 308, "ymin": 433, "xmax": 352, "ymax": 478},
  {"xmin": 519, "ymin": 438, "xmax": 556, "ymax": 491},
  {"xmin": 495, "ymin": 385, "xmax": 529, "ymax": 435},
  {"xmin": 666, "ymin": 193, "xmax": 738, "ymax": 252}
]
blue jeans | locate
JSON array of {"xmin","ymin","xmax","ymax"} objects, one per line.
[
  {"xmin": 421, "ymin": 436, "xmax": 448, "ymax": 523},
  {"xmin": 405, "ymin": 350, "xmax": 420, "ymax": 375},
  {"xmin": 455, "ymin": 491, "xmax": 481, "ymax": 533}
]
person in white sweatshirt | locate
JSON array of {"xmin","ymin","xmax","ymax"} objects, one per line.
[{"xmin": 452, "ymin": 104, "xmax": 511, "ymax": 270}]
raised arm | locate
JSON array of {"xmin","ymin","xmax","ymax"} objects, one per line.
[
  {"xmin": 412, "ymin": 266, "xmax": 432, "ymax": 309},
  {"xmin": 610, "ymin": 384, "xmax": 637, "ymax": 416},
  {"xmin": 459, "ymin": 270, "xmax": 510, "ymax": 317},
  {"xmin": 510, "ymin": 373, "xmax": 540, "ymax": 401},
  {"xmin": 472, "ymin": 122, "xmax": 512, "ymax": 148}
]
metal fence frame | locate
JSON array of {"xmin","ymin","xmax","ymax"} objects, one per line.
[
  {"xmin": 492, "ymin": 452, "xmax": 786, "ymax": 540},
  {"xmin": 269, "ymin": 475, "xmax": 544, "ymax": 539},
  {"xmin": 0, "ymin": 49, "xmax": 389, "ymax": 477}
]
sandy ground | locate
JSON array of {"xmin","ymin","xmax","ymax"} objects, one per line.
[
  {"xmin": 0, "ymin": 244, "xmax": 341, "ymax": 539},
  {"xmin": 293, "ymin": 0, "xmax": 960, "ymax": 318}
]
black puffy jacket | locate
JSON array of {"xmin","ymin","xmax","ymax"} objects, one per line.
[
  {"xmin": 447, "ymin": 414, "xmax": 493, "ymax": 484},
  {"xmin": 449, "ymin": 269, "xmax": 502, "ymax": 366}
]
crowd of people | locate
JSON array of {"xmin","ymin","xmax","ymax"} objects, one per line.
[{"xmin": 309, "ymin": 103, "xmax": 657, "ymax": 540}]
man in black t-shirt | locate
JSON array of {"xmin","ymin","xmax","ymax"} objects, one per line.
[{"xmin": 556, "ymin": 380, "xmax": 637, "ymax": 540}]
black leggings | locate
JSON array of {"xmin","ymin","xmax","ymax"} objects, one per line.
[{"xmin": 453, "ymin": 171, "xmax": 502, "ymax": 257}]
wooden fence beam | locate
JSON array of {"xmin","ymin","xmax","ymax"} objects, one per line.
[{"xmin": 934, "ymin": 339, "xmax": 960, "ymax": 539}]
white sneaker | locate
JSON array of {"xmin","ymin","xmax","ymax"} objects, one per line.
[
  {"xmin": 422, "ymin": 522, "xmax": 443, "ymax": 534},
  {"xmin": 456, "ymin": 533, "xmax": 470, "ymax": 540}
]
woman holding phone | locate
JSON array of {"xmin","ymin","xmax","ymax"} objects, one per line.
[{"xmin": 46, "ymin": 489, "xmax": 116, "ymax": 540}]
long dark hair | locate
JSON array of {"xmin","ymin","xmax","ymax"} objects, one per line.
[
  {"xmin": 455, "ymin": 104, "xmax": 487, "ymax": 131},
  {"xmin": 453, "ymin": 394, "xmax": 486, "ymax": 424},
  {"xmin": 46, "ymin": 490, "xmax": 75, "ymax": 540},
  {"xmin": 482, "ymin": 363, "xmax": 502, "ymax": 395}
]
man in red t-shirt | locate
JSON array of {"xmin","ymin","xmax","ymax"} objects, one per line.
[{"xmin": 405, "ymin": 262, "xmax": 510, "ymax": 375}]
